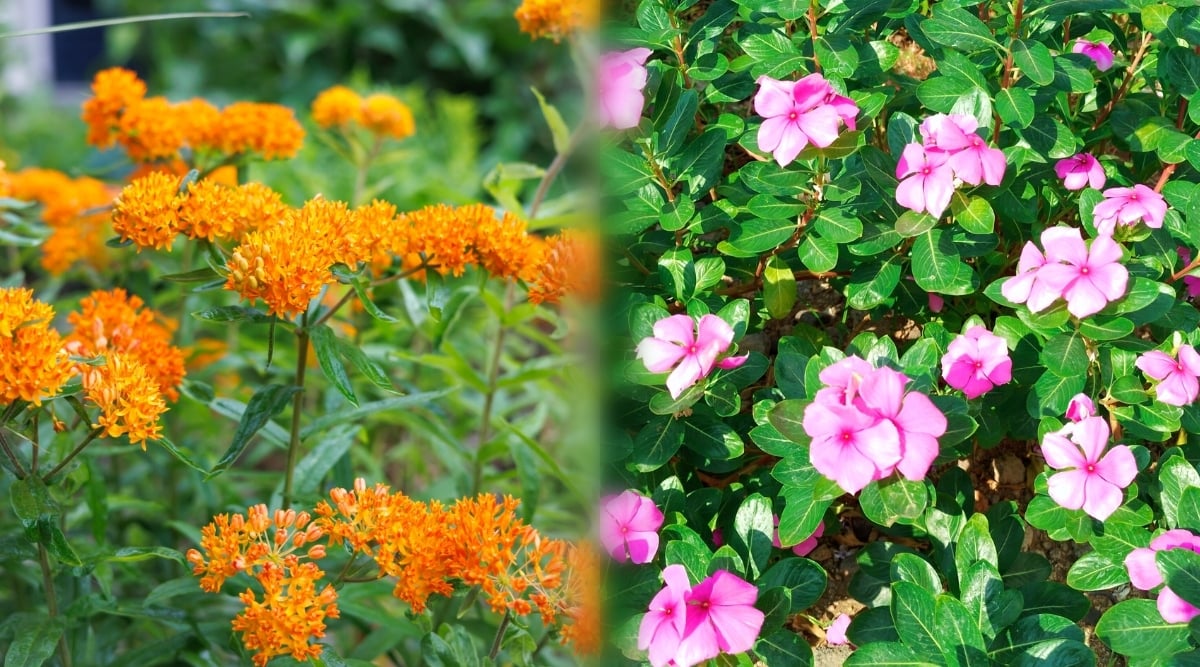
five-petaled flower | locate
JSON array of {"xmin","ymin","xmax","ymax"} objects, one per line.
[
  {"xmin": 895, "ymin": 142, "xmax": 955, "ymax": 218},
  {"xmin": 636, "ymin": 314, "xmax": 748, "ymax": 399},
  {"xmin": 1065, "ymin": 393, "xmax": 1096, "ymax": 422},
  {"xmin": 941, "ymin": 325, "xmax": 1012, "ymax": 399},
  {"xmin": 1136, "ymin": 345, "xmax": 1200, "ymax": 407},
  {"xmin": 1092, "ymin": 185, "xmax": 1168, "ymax": 237},
  {"xmin": 754, "ymin": 74, "xmax": 856, "ymax": 167},
  {"xmin": 599, "ymin": 490, "xmax": 664, "ymax": 564},
  {"xmin": 1041, "ymin": 416, "xmax": 1137, "ymax": 521},
  {"xmin": 638, "ymin": 566, "xmax": 764, "ymax": 667},
  {"xmin": 1125, "ymin": 530, "xmax": 1200, "ymax": 624},
  {"xmin": 1017, "ymin": 227, "xmax": 1129, "ymax": 318},
  {"xmin": 1055, "ymin": 153, "xmax": 1106, "ymax": 191},
  {"xmin": 597, "ymin": 48, "xmax": 653, "ymax": 130}
]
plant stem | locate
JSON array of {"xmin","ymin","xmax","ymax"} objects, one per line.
[
  {"xmin": 0, "ymin": 430, "xmax": 26, "ymax": 478},
  {"xmin": 471, "ymin": 283, "xmax": 515, "ymax": 495},
  {"xmin": 488, "ymin": 611, "xmax": 512, "ymax": 660},
  {"xmin": 352, "ymin": 137, "xmax": 384, "ymax": 207},
  {"xmin": 808, "ymin": 0, "xmax": 821, "ymax": 72},
  {"xmin": 38, "ymin": 543, "xmax": 72, "ymax": 667},
  {"xmin": 42, "ymin": 428, "xmax": 103, "ymax": 483},
  {"xmin": 529, "ymin": 129, "xmax": 582, "ymax": 220},
  {"xmin": 1092, "ymin": 32, "xmax": 1152, "ymax": 130},
  {"xmin": 283, "ymin": 325, "xmax": 311, "ymax": 508}
]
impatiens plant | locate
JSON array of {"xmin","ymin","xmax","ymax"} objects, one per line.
[{"xmin": 604, "ymin": 0, "xmax": 1200, "ymax": 664}]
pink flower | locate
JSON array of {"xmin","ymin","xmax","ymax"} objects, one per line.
[
  {"xmin": 789, "ymin": 520, "xmax": 825, "ymax": 557},
  {"xmin": 1073, "ymin": 39, "xmax": 1116, "ymax": 71},
  {"xmin": 597, "ymin": 48, "xmax": 653, "ymax": 130},
  {"xmin": 1040, "ymin": 416, "xmax": 1137, "ymax": 521},
  {"xmin": 918, "ymin": 113, "xmax": 1006, "ymax": 186},
  {"xmin": 826, "ymin": 614, "xmax": 852, "ymax": 646},
  {"xmin": 812, "ymin": 355, "xmax": 875, "ymax": 406},
  {"xmin": 1066, "ymin": 393, "xmax": 1095, "ymax": 422},
  {"xmin": 600, "ymin": 490, "xmax": 664, "ymax": 564},
  {"xmin": 639, "ymin": 564, "xmax": 691, "ymax": 667},
  {"xmin": 1124, "ymin": 530, "xmax": 1200, "ymax": 624},
  {"xmin": 803, "ymin": 401, "xmax": 901, "ymax": 494},
  {"xmin": 675, "ymin": 570, "xmax": 765, "ymax": 666},
  {"xmin": 1178, "ymin": 248, "xmax": 1200, "ymax": 299},
  {"xmin": 754, "ymin": 74, "xmax": 854, "ymax": 167},
  {"xmin": 941, "ymin": 325, "xmax": 1012, "ymax": 399},
  {"xmin": 895, "ymin": 142, "xmax": 955, "ymax": 218},
  {"xmin": 1092, "ymin": 185, "xmax": 1168, "ymax": 236},
  {"xmin": 1136, "ymin": 345, "xmax": 1200, "ymax": 407},
  {"xmin": 854, "ymin": 366, "xmax": 947, "ymax": 481},
  {"xmin": 636, "ymin": 314, "xmax": 749, "ymax": 399},
  {"xmin": 920, "ymin": 113, "xmax": 976, "ymax": 152},
  {"xmin": 928, "ymin": 293, "xmax": 945, "ymax": 313},
  {"xmin": 1055, "ymin": 154, "xmax": 1106, "ymax": 191},
  {"xmin": 1035, "ymin": 227, "xmax": 1129, "ymax": 318},
  {"xmin": 1001, "ymin": 242, "xmax": 1047, "ymax": 306}
]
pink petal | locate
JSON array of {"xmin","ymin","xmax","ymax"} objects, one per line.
[
  {"xmin": 1125, "ymin": 547, "xmax": 1164, "ymax": 590},
  {"xmin": 1081, "ymin": 475, "xmax": 1124, "ymax": 520},
  {"xmin": 949, "ymin": 149, "xmax": 984, "ymax": 186},
  {"xmin": 854, "ymin": 419, "xmax": 904, "ymax": 474},
  {"xmin": 627, "ymin": 494, "xmax": 666, "ymax": 531},
  {"xmin": 1074, "ymin": 417, "xmax": 1111, "ymax": 463},
  {"xmin": 1151, "ymin": 530, "xmax": 1200, "ymax": 551},
  {"xmin": 893, "ymin": 390, "xmax": 947, "ymax": 437},
  {"xmin": 605, "ymin": 88, "xmax": 647, "ymax": 129},
  {"xmin": 857, "ymin": 366, "xmax": 907, "ymax": 418},
  {"xmin": 1001, "ymin": 271, "xmax": 1038, "ymax": 304},
  {"xmin": 772, "ymin": 120, "xmax": 809, "ymax": 167},
  {"xmin": 944, "ymin": 356, "xmax": 978, "ymax": 392},
  {"xmin": 753, "ymin": 76, "xmax": 797, "ymax": 118},
  {"xmin": 1086, "ymin": 262, "xmax": 1128, "ymax": 301},
  {"xmin": 1047, "ymin": 469, "xmax": 1089, "ymax": 511},
  {"xmin": 695, "ymin": 314, "xmax": 735, "ymax": 352},
  {"xmin": 987, "ymin": 358, "xmax": 1012, "ymax": 386},
  {"xmin": 1064, "ymin": 278, "xmax": 1109, "ymax": 318},
  {"xmin": 1066, "ymin": 394, "xmax": 1095, "ymax": 422},
  {"xmin": 960, "ymin": 372, "xmax": 994, "ymax": 399},
  {"xmin": 757, "ymin": 115, "xmax": 790, "ymax": 153},
  {"xmin": 896, "ymin": 143, "xmax": 927, "ymax": 179},
  {"xmin": 1088, "ymin": 233, "xmax": 1124, "ymax": 266},
  {"xmin": 895, "ymin": 174, "xmax": 928, "ymax": 213},
  {"xmin": 600, "ymin": 522, "xmax": 629, "ymax": 561},
  {"xmin": 1095, "ymin": 444, "xmax": 1137, "ymax": 488},
  {"xmin": 894, "ymin": 432, "xmax": 940, "ymax": 480},
  {"xmin": 792, "ymin": 73, "xmax": 833, "ymax": 110},
  {"xmin": 716, "ymin": 353, "xmax": 749, "ymax": 370},
  {"xmin": 795, "ymin": 105, "xmax": 844, "ymax": 148},
  {"xmin": 980, "ymin": 146, "xmax": 1007, "ymax": 185},
  {"xmin": 706, "ymin": 569, "xmax": 760, "ymax": 606},
  {"xmin": 603, "ymin": 490, "xmax": 643, "ymax": 524},
  {"xmin": 666, "ymin": 353, "xmax": 706, "ymax": 399},
  {"xmin": 1041, "ymin": 227, "xmax": 1088, "ymax": 265},
  {"xmin": 637, "ymin": 337, "xmax": 688, "ymax": 373},
  {"xmin": 827, "ymin": 614, "xmax": 852, "ymax": 645},
  {"xmin": 1178, "ymin": 345, "xmax": 1200, "ymax": 376},
  {"xmin": 923, "ymin": 168, "xmax": 955, "ymax": 218},
  {"xmin": 626, "ymin": 532, "xmax": 660, "ymax": 564},
  {"xmin": 803, "ymin": 401, "xmax": 845, "ymax": 440},
  {"xmin": 1042, "ymin": 432, "xmax": 1087, "ymax": 470},
  {"xmin": 1138, "ymin": 351, "xmax": 1182, "ymax": 381},
  {"xmin": 653, "ymin": 314, "xmax": 696, "ymax": 346},
  {"xmin": 707, "ymin": 602, "xmax": 765, "ymax": 654},
  {"xmin": 1156, "ymin": 371, "xmax": 1198, "ymax": 407},
  {"xmin": 1062, "ymin": 170, "xmax": 1090, "ymax": 191},
  {"xmin": 1158, "ymin": 587, "xmax": 1200, "ymax": 624},
  {"xmin": 673, "ymin": 619, "xmax": 721, "ymax": 667}
]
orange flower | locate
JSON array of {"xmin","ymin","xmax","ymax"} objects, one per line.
[
  {"xmin": 117, "ymin": 96, "xmax": 187, "ymax": 162},
  {"xmin": 349, "ymin": 199, "xmax": 404, "ymax": 270},
  {"xmin": 514, "ymin": 0, "xmax": 598, "ymax": 41},
  {"xmin": 311, "ymin": 86, "xmax": 363, "ymax": 129},
  {"xmin": 179, "ymin": 180, "xmax": 289, "ymax": 242},
  {"xmin": 80, "ymin": 352, "xmax": 166, "ymax": 447},
  {"xmin": 66, "ymin": 288, "xmax": 186, "ymax": 401},
  {"xmin": 0, "ymin": 288, "xmax": 72, "ymax": 405},
  {"xmin": 186, "ymin": 505, "xmax": 326, "ymax": 592},
  {"xmin": 10, "ymin": 170, "xmax": 114, "ymax": 275},
  {"xmin": 527, "ymin": 229, "xmax": 601, "ymax": 304},
  {"xmin": 472, "ymin": 208, "xmax": 540, "ymax": 281},
  {"xmin": 111, "ymin": 172, "xmax": 184, "ymax": 250},
  {"xmin": 41, "ymin": 214, "xmax": 111, "ymax": 276},
  {"xmin": 209, "ymin": 102, "xmax": 305, "ymax": 159},
  {"xmin": 176, "ymin": 98, "xmax": 222, "ymax": 150},
  {"xmin": 81, "ymin": 67, "xmax": 147, "ymax": 148},
  {"xmin": 557, "ymin": 542, "xmax": 602, "ymax": 654},
  {"xmin": 403, "ymin": 204, "xmax": 475, "ymax": 276},
  {"xmin": 361, "ymin": 93, "xmax": 415, "ymax": 140}
]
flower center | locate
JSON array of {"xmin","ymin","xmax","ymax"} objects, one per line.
[
  {"xmin": 974, "ymin": 361, "xmax": 983, "ymax": 369},
  {"xmin": 1130, "ymin": 193, "xmax": 1138, "ymax": 201},
  {"xmin": 788, "ymin": 111, "xmax": 798, "ymax": 121},
  {"xmin": 621, "ymin": 526, "xmax": 629, "ymax": 534},
  {"xmin": 1085, "ymin": 463, "xmax": 1096, "ymax": 473},
  {"xmin": 687, "ymin": 344, "xmax": 698, "ymax": 354},
  {"xmin": 701, "ymin": 601, "xmax": 711, "ymax": 609},
  {"xmin": 840, "ymin": 431, "xmax": 853, "ymax": 442},
  {"xmin": 1080, "ymin": 266, "xmax": 1090, "ymax": 275},
  {"xmin": 1177, "ymin": 363, "xmax": 1185, "ymax": 372},
  {"xmin": 921, "ymin": 167, "xmax": 931, "ymax": 175}
]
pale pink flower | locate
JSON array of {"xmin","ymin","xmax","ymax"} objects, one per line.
[
  {"xmin": 599, "ymin": 490, "xmax": 664, "ymax": 564},
  {"xmin": 1092, "ymin": 184, "xmax": 1168, "ymax": 236},
  {"xmin": 854, "ymin": 366, "xmax": 947, "ymax": 481},
  {"xmin": 754, "ymin": 74, "xmax": 854, "ymax": 167},
  {"xmin": 597, "ymin": 48, "xmax": 653, "ymax": 130},
  {"xmin": 1001, "ymin": 242, "xmax": 1047, "ymax": 306},
  {"xmin": 941, "ymin": 325, "xmax": 1012, "ymax": 399},
  {"xmin": 895, "ymin": 142, "xmax": 955, "ymax": 217},
  {"xmin": 1136, "ymin": 345, "xmax": 1200, "ymax": 407},
  {"xmin": 1034, "ymin": 227, "xmax": 1128, "ymax": 318},
  {"xmin": 675, "ymin": 570, "xmax": 765, "ymax": 667},
  {"xmin": 826, "ymin": 614, "xmax": 852, "ymax": 646},
  {"xmin": 639, "ymin": 564, "xmax": 691, "ymax": 667},
  {"xmin": 1041, "ymin": 416, "xmax": 1137, "ymax": 521},
  {"xmin": 636, "ymin": 314, "xmax": 749, "ymax": 399},
  {"xmin": 804, "ymin": 401, "xmax": 900, "ymax": 494},
  {"xmin": 812, "ymin": 355, "xmax": 875, "ymax": 407},
  {"xmin": 1124, "ymin": 530, "xmax": 1200, "ymax": 624},
  {"xmin": 1066, "ymin": 393, "xmax": 1095, "ymax": 422},
  {"xmin": 918, "ymin": 113, "xmax": 1006, "ymax": 186},
  {"xmin": 920, "ymin": 113, "xmax": 976, "ymax": 152},
  {"xmin": 1055, "ymin": 154, "xmax": 1106, "ymax": 191},
  {"xmin": 1178, "ymin": 248, "xmax": 1200, "ymax": 298},
  {"xmin": 1073, "ymin": 39, "xmax": 1116, "ymax": 71}
]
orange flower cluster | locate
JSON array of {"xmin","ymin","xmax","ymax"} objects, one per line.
[
  {"xmin": 111, "ymin": 172, "xmax": 291, "ymax": 250},
  {"xmin": 82, "ymin": 67, "xmax": 304, "ymax": 162},
  {"xmin": 8, "ymin": 168, "xmax": 113, "ymax": 275},
  {"xmin": 0, "ymin": 288, "xmax": 72, "ymax": 405},
  {"xmin": 527, "ymin": 229, "xmax": 602, "ymax": 305},
  {"xmin": 186, "ymin": 506, "xmax": 333, "ymax": 666},
  {"xmin": 65, "ymin": 289, "xmax": 186, "ymax": 402},
  {"xmin": 312, "ymin": 86, "xmax": 416, "ymax": 140},
  {"xmin": 514, "ymin": 0, "xmax": 598, "ymax": 41},
  {"xmin": 79, "ymin": 352, "xmax": 166, "ymax": 447}
]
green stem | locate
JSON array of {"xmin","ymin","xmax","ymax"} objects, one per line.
[
  {"xmin": 42, "ymin": 428, "xmax": 103, "ymax": 483},
  {"xmin": 38, "ymin": 543, "xmax": 72, "ymax": 667},
  {"xmin": 488, "ymin": 611, "xmax": 512, "ymax": 660},
  {"xmin": 0, "ymin": 430, "xmax": 26, "ymax": 478},
  {"xmin": 352, "ymin": 137, "xmax": 384, "ymax": 207},
  {"xmin": 472, "ymin": 283, "xmax": 515, "ymax": 495},
  {"xmin": 282, "ymin": 326, "xmax": 311, "ymax": 508}
]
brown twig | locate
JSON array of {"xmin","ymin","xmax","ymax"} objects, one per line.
[{"xmin": 1092, "ymin": 32, "xmax": 1153, "ymax": 130}]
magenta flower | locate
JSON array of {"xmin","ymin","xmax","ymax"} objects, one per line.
[
  {"xmin": 1055, "ymin": 154, "xmax": 1106, "ymax": 191},
  {"xmin": 636, "ymin": 314, "xmax": 749, "ymax": 399},
  {"xmin": 804, "ymin": 401, "xmax": 901, "ymax": 494},
  {"xmin": 675, "ymin": 570, "xmax": 765, "ymax": 667},
  {"xmin": 917, "ymin": 113, "xmax": 1006, "ymax": 186},
  {"xmin": 826, "ymin": 614, "xmax": 852, "ymax": 646},
  {"xmin": 941, "ymin": 326, "xmax": 1012, "ymax": 399},
  {"xmin": 1066, "ymin": 393, "xmax": 1096, "ymax": 422},
  {"xmin": 919, "ymin": 113, "xmax": 976, "ymax": 152},
  {"xmin": 599, "ymin": 490, "xmax": 664, "ymax": 564},
  {"xmin": 638, "ymin": 564, "xmax": 691, "ymax": 667},
  {"xmin": 1040, "ymin": 416, "xmax": 1137, "ymax": 521},
  {"xmin": 1000, "ymin": 242, "xmax": 1048, "ymax": 307},
  {"xmin": 1124, "ymin": 530, "xmax": 1200, "ymax": 623},
  {"xmin": 1092, "ymin": 184, "xmax": 1168, "ymax": 236},
  {"xmin": 1034, "ymin": 227, "xmax": 1128, "ymax": 318},
  {"xmin": 896, "ymin": 142, "xmax": 955, "ymax": 218},
  {"xmin": 754, "ymin": 74, "xmax": 854, "ymax": 167},
  {"xmin": 1073, "ymin": 39, "xmax": 1116, "ymax": 71},
  {"xmin": 597, "ymin": 48, "xmax": 653, "ymax": 130},
  {"xmin": 928, "ymin": 293, "xmax": 945, "ymax": 313},
  {"xmin": 854, "ymin": 366, "xmax": 947, "ymax": 481},
  {"xmin": 1136, "ymin": 345, "xmax": 1200, "ymax": 407},
  {"xmin": 1178, "ymin": 248, "xmax": 1200, "ymax": 299}
]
